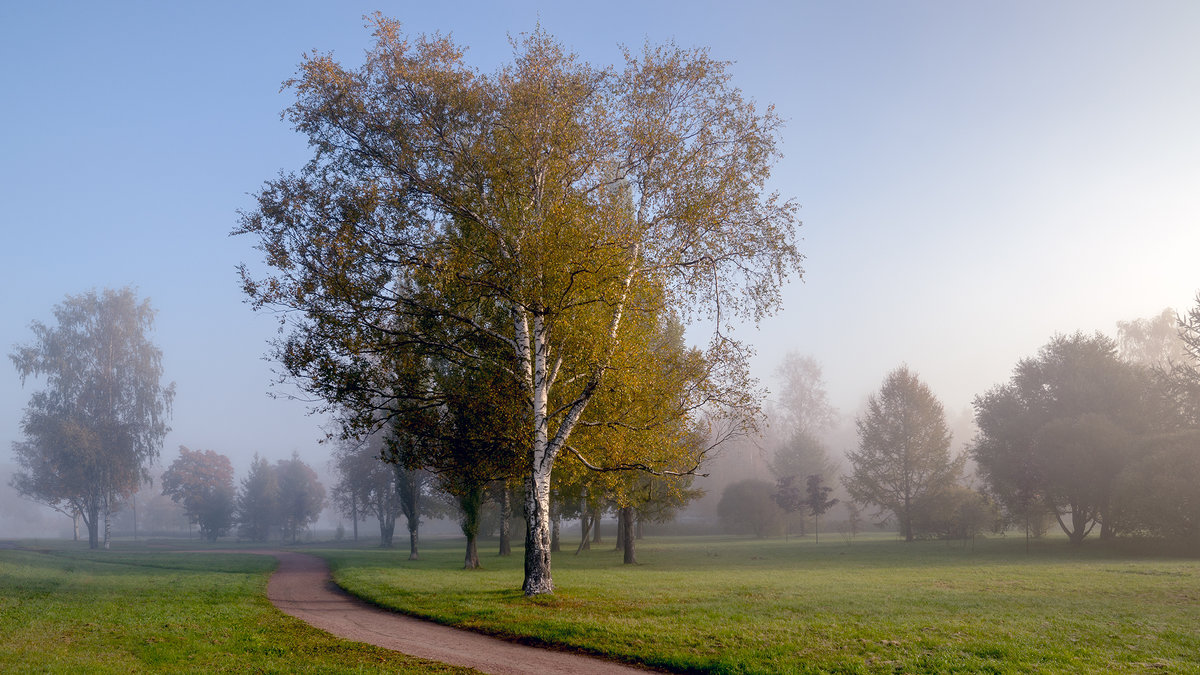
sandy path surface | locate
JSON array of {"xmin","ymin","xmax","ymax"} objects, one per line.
[{"xmin": 264, "ymin": 551, "xmax": 658, "ymax": 675}]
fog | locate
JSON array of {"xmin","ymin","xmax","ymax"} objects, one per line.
[{"xmin": 3, "ymin": 2, "xmax": 1199, "ymax": 538}]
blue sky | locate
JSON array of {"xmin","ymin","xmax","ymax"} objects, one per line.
[{"xmin": 3, "ymin": 2, "xmax": 1199, "ymax": 505}]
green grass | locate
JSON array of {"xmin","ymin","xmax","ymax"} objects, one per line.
[
  {"xmin": 323, "ymin": 534, "xmax": 1200, "ymax": 674},
  {"xmin": 0, "ymin": 543, "xmax": 474, "ymax": 674}
]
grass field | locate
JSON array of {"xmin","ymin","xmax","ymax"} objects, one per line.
[
  {"xmin": 0, "ymin": 543, "xmax": 473, "ymax": 674},
  {"xmin": 323, "ymin": 534, "xmax": 1200, "ymax": 674},
  {"xmin": 2, "ymin": 535, "xmax": 1197, "ymax": 674}
]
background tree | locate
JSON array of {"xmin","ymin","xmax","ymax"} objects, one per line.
[
  {"xmin": 971, "ymin": 384, "xmax": 1051, "ymax": 549},
  {"xmin": 908, "ymin": 484, "xmax": 1002, "ymax": 543},
  {"xmin": 768, "ymin": 429, "xmax": 837, "ymax": 537},
  {"xmin": 385, "ymin": 354, "xmax": 526, "ymax": 569},
  {"xmin": 160, "ymin": 446, "xmax": 235, "ymax": 543},
  {"xmin": 1117, "ymin": 308, "xmax": 1185, "ymax": 369},
  {"xmin": 1167, "ymin": 293, "xmax": 1200, "ymax": 426},
  {"xmin": 9, "ymin": 288, "xmax": 174, "ymax": 549},
  {"xmin": 1034, "ymin": 414, "xmax": 1130, "ymax": 543},
  {"xmin": 275, "ymin": 452, "xmax": 325, "ymax": 544},
  {"xmin": 768, "ymin": 354, "xmax": 839, "ymax": 533},
  {"xmin": 972, "ymin": 332, "xmax": 1151, "ymax": 544},
  {"xmin": 331, "ymin": 436, "xmax": 402, "ymax": 547},
  {"xmin": 236, "ymin": 454, "xmax": 278, "ymax": 542},
  {"xmin": 771, "ymin": 474, "xmax": 804, "ymax": 540},
  {"xmin": 769, "ymin": 431, "xmax": 837, "ymax": 491},
  {"xmin": 805, "ymin": 473, "xmax": 838, "ymax": 544},
  {"xmin": 393, "ymin": 464, "xmax": 433, "ymax": 561},
  {"xmin": 773, "ymin": 353, "xmax": 838, "ymax": 437},
  {"xmin": 557, "ymin": 312, "xmax": 716, "ymax": 566},
  {"xmin": 1112, "ymin": 430, "xmax": 1200, "ymax": 548},
  {"xmin": 844, "ymin": 366, "xmax": 963, "ymax": 542},
  {"xmin": 235, "ymin": 18, "xmax": 800, "ymax": 595},
  {"xmin": 718, "ymin": 479, "xmax": 784, "ymax": 537}
]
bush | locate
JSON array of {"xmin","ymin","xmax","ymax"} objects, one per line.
[
  {"xmin": 1113, "ymin": 431, "xmax": 1200, "ymax": 548},
  {"xmin": 717, "ymin": 479, "xmax": 785, "ymax": 537}
]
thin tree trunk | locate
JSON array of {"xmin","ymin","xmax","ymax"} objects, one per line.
[
  {"xmin": 592, "ymin": 505, "xmax": 603, "ymax": 543},
  {"xmin": 379, "ymin": 512, "xmax": 395, "ymax": 548},
  {"xmin": 615, "ymin": 509, "xmax": 626, "ymax": 551},
  {"xmin": 621, "ymin": 506, "xmax": 636, "ymax": 565},
  {"xmin": 351, "ymin": 492, "xmax": 359, "ymax": 542},
  {"xmin": 396, "ymin": 467, "xmax": 421, "ymax": 560},
  {"xmin": 408, "ymin": 519, "xmax": 420, "ymax": 560},
  {"xmin": 551, "ymin": 510, "xmax": 561, "ymax": 553},
  {"xmin": 86, "ymin": 501, "xmax": 99, "ymax": 549},
  {"xmin": 499, "ymin": 486, "xmax": 512, "ymax": 556},
  {"xmin": 575, "ymin": 511, "xmax": 592, "ymax": 554},
  {"xmin": 103, "ymin": 495, "xmax": 111, "ymax": 550},
  {"xmin": 460, "ymin": 485, "xmax": 483, "ymax": 570}
]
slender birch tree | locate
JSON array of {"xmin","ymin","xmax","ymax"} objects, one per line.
[
  {"xmin": 235, "ymin": 17, "xmax": 801, "ymax": 594},
  {"xmin": 10, "ymin": 288, "xmax": 174, "ymax": 549}
]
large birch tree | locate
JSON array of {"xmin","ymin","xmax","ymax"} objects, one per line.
[{"xmin": 235, "ymin": 17, "xmax": 801, "ymax": 594}]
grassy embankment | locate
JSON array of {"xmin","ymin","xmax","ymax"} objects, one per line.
[
  {"xmin": 0, "ymin": 543, "xmax": 473, "ymax": 674},
  {"xmin": 325, "ymin": 534, "xmax": 1200, "ymax": 674}
]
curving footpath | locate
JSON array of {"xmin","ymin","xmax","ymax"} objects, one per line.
[{"xmin": 265, "ymin": 551, "xmax": 657, "ymax": 675}]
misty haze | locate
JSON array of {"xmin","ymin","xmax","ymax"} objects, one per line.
[{"xmin": 3, "ymin": 2, "xmax": 1200, "ymax": 673}]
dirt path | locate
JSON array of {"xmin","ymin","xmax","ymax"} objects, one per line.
[{"xmin": 264, "ymin": 551, "xmax": 658, "ymax": 675}]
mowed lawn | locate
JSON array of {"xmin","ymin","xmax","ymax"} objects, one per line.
[
  {"xmin": 0, "ymin": 544, "xmax": 473, "ymax": 674},
  {"xmin": 324, "ymin": 534, "xmax": 1200, "ymax": 674}
]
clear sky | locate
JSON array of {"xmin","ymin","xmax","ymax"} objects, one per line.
[{"xmin": 3, "ymin": 2, "xmax": 1198, "ymax": 512}]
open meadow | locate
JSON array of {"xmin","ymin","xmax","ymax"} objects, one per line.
[
  {"xmin": 324, "ymin": 534, "xmax": 1200, "ymax": 674},
  {"xmin": 2, "ymin": 535, "xmax": 1198, "ymax": 674},
  {"xmin": 0, "ymin": 542, "xmax": 471, "ymax": 674}
]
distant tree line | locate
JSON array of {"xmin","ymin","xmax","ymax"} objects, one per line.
[
  {"xmin": 973, "ymin": 299, "xmax": 1200, "ymax": 549},
  {"xmin": 718, "ymin": 296, "xmax": 1200, "ymax": 551}
]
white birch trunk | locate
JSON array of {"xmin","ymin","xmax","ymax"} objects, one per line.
[
  {"xmin": 522, "ymin": 312, "xmax": 555, "ymax": 595},
  {"xmin": 515, "ymin": 253, "xmax": 638, "ymax": 595}
]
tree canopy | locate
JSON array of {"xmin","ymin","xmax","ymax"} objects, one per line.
[
  {"xmin": 844, "ymin": 366, "xmax": 963, "ymax": 542},
  {"xmin": 9, "ymin": 288, "xmax": 174, "ymax": 549},
  {"xmin": 161, "ymin": 446, "xmax": 235, "ymax": 543},
  {"xmin": 972, "ymin": 332, "xmax": 1151, "ymax": 544},
  {"xmin": 234, "ymin": 17, "xmax": 801, "ymax": 594}
]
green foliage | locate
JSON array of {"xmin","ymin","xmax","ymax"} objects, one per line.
[
  {"xmin": 329, "ymin": 436, "xmax": 427, "ymax": 549},
  {"xmin": 0, "ymin": 548, "xmax": 468, "ymax": 674},
  {"xmin": 1113, "ymin": 430, "xmax": 1200, "ymax": 547},
  {"xmin": 234, "ymin": 453, "xmax": 325, "ymax": 543},
  {"xmin": 234, "ymin": 15, "xmax": 801, "ymax": 594},
  {"xmin": 160, "ymin": 447, "xmax": 235, "ymax": 543},
  {"xmin": 768, "ymin": 429, "xmax": 835, "ymax": 485},
  {"xmin": 718, "ymin": 479, "xmax": 784, "ymax": 537},
  {"xmin": 908, "ymin": 485, "xmax": 1003, "ymax": 541},
  {"xmin": 973, "ymin": 332, "xmax": 1153, "ymax": 544},
  {"xmin": 275, "ymin": 453, "xmax": 326, "ymax": 544},
  {"xmin": 845, "ymin": 366, "xmax": 964, "ymax": 542},
  {"xmin": 9, "ymin": 288, "xmax": 175, "ymax": 549}
]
